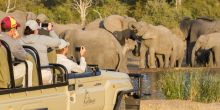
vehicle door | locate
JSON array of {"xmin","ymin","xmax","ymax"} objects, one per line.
[{"xmin": 69, "ymin": 70, "xmax": 105, "ymax": 110}]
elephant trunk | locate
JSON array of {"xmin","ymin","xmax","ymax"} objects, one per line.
[
  {"xmin": 128, "ymin": 21, "xmax": 139, "ymax": 31},
  {"xmin": 191, "ymin": 44, "xmax": 199, "ymax": 67}
]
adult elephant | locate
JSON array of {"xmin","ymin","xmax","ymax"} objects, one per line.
[
  {"xmin": 0, "ymin": 10, "xmax": 36, "ymax": 36},
  {"xmin": 180, "ymin": 17, "xmax": 220, "ymax": 66},
  {"xmin": 84, "ymin": 18, "xmax": 104, "ymax": 30},
  {"xmin": 192, "ymin": 33, "xmax": 220, "ymax": 67},
  {"xmin": 53, "ymin": 23, "xmax": 83, "ymax": 35},
  {"xmin": 60, "ymin": 29, "xmax": 130, "ymax": 73},
  {"xmin": 85, "ymin": 15, "xmax": 137, "ymax": 46},
  {"xmin": 129, "ymin": 22, "xmax": 176, "ymax": 68}
]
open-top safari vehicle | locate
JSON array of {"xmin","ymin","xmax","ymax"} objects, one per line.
[{"xmin": 0, "ymin": 39, "xmax": 141, "ymax": 110}]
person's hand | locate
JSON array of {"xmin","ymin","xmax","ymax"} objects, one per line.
[
  {"xmin": 80, "ymin": 46, "xmax": 86, "ymax": 57},
  {"xmin": 47, "ymin": 23, "xmax": 53, "ymax": 31}
]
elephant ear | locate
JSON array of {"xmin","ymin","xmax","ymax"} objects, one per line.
[
  {"xmin": 201, "ymin": 36, "xmax": 210, "ymax": 49},
  {"xmin": 197, "ymin": 35, "xmax": 208, "ymax": 49},
  {"xmin": 179, "ymin": 16, "xmax": 192, "ymax": 39},
  {"xmin": 142, "ymin": 33, "xmax": 157, "ymax": 40},
  {"xmin": 103, "ymin": 15, "xmax": 124, "ymax": 42}
]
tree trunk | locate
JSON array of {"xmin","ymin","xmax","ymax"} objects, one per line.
[
  {"xmin": 81, "ymin": 15, "xmax": 86, "ymax": 27},
  {"xmin": 175, "ymin": 0, "xmax": 182, "ymax": 9}
]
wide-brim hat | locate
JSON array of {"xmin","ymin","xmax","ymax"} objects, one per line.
[
  {"xmin": 58, "ymin": 39, "xmax": 70, "ymax": 50},
  {"xmin": 25, "ymin": 20, "xmax": 40, "ymax": 30}
]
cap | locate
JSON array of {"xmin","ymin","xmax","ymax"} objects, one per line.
[
  {"xmin": 58, "ymin": 39, "xmax": 70, "ymax": 50},
  {"xmin": 36, "ymin": 14, "xmax": 49, "ymax": 23},
  {"xmin": 25, "ymin": 20, "xmax": 40, "ymax": 30},
  {"xmin": 1, "ymin": 16, "xmax": 21, "ymax": 29}
]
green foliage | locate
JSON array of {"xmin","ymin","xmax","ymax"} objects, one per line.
[
  {"xmin": 93, "ymin": 0, "xmax": 129, "ymax": 17},
  {"xmin": 159, "ymin": 70, "xmax": 187, "ymax": 100},
  {"xmin": 0, "ymin": 0, "xmax": 220, "ymax": 26},
  {"xmin": 159, "ymin": 70, "xmax": 220, "ymax": 103}
]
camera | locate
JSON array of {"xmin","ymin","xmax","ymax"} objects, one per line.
[
  {"xmin": 75, "ymin": 46, "xmax": 81, "ymax": 52},
  {"xmin": 41, "ymin": 23, "xmax": 49, "ymax": 27}
]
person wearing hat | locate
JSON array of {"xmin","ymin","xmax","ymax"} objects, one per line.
[
  {"xmin": 56, "ymin": 39, "xmax": 87, "ymax": 73},
  {"xmin": 0, "ymin": 16, "xmax": 33, "ymax": 87},
  {"xmin": 36, "ymin": 13, "xmax": 50, "ymax": 36},
  {"xmin": 21, "ymin": 20, "xmax": 60, "ymax": 84}
]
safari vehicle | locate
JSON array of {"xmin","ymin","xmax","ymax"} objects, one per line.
[{"xmin": 0, "ymin": 40, "xmax": 140, "ymax": 110}]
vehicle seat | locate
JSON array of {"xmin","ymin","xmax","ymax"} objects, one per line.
[
  {"xmin": 27, "ymin": 54, "xmax": 38, "ymax": 86},
  {"xmin": 0, "ymin": 41, "xmax": 23, "ymax": 88},
  {"xmin": 0, "ymin": 46, "xmax": 10, "ymax": 88},
  {"xmin": 23, "ymin": 46, "xmax": 42, "ymax": 86},
  {"xmin": 47, "ymin": 48, "xmax": 61, "ymax": 81},
  {"xmin": 48, "ymin": 48, "xmax": 57, "ymax": 64}
]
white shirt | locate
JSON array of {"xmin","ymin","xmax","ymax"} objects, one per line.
[{"xmin": 57, "ymin": 54, "xmax": 87, "ymax": 73}]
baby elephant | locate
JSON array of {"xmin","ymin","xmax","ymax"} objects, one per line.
[{"xmin": 192, "ymin": 33, "xmax": 220, "ymax": 67}]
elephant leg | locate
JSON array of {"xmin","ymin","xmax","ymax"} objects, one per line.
[
  {"xmin": 137, "ymin": 41, "xmax": 141, "ymax": 56},
  {"xmin": 156, "ymin": 55, "xmax": 164, "ymax": 68},
  {"xmin": 213, "ymin": 47, "xmax": 220, "ymax": 67},
  {"xmin": 149, "ymin": 48, "xmax": 156, "ymax": 68},
  {"xmin": 139, "ymin": 43, "xmax": 147, "ymax": 68},
  {"xmin": 208, "ymin": 51, "xmax": 214, "ymax": 67},
  {"xmin": 164, "ymin": 54, "xmax": 170, "ymax": 68},
  {"xmin": 178, "ymin": 57, "xmax": 184, "ymax": 67},
  {"xmin": 170, "ymin": 52, "xmax": 177, "ymax": 68},
  {"xmin": 133, "ymin": 41, "xmax": 141, "ymax": 56},
  {"xmin": 187, "ymin": 42, "xmax": 194, "ymax": 66}
]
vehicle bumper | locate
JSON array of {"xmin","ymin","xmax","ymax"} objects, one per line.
[{"xmin": 113, "ymin": 88, "xmax": 140, "ymax": 110}]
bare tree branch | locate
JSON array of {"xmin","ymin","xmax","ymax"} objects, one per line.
[
  {"xmin": 93, "ymin": 9, "xmax": 102, "ymax": 20},
  {"xmin": 6, "ymin": 0, "xmax": 17, "ymax": 13},
  {"xmin": 72, "ymin": 0, "xmax": 92, "ymax": 26}
]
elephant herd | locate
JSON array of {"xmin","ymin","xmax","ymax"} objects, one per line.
[{"xmin": 1, "ymin": 10, "xmax": 220, "ymax": 73}]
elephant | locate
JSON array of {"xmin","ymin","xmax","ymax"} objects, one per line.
[
  {"xmin": 84, "ymin": 18, "xmax": 104, "ymax": 30},
  {"xmin": 192, "ymin": 33, "xmax": 220, "ymax": 67},
  {"xmin": 143, "ymin": 35, "xmax": 185, "ymax": 68},
  {"xmin": 59, "ymin": 29, "xmax": 131, "ymax": 73},
  {"xmin": 53, "ymin": 23, "xmax": 83, "ymax": 35},
  {"xmin": 130, "ymin": 22, "xmax": 176, "ymax": 68},
  {"xmin": 171, "ymin": 35, "xmax": 186, "ymax": 67},
  {"xmin": 0, "ymin": 10, "xmax": 36, "ymax": 36},
  {"xmin": 85, "ymin": 15, "xmax": 137, "ymax": 46},
  {"xmin": 180, "ymin": 17, "xmax": 220, "ymax": 66}
]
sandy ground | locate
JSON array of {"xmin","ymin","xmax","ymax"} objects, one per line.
[{"xmin": 140, "ymin": 100, "xmax": 220, "ymax": 110}]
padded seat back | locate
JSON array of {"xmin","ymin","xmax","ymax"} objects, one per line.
[
  {"xmin": 0, "ymin": 46, "xmax": 10, "ymax": 88},
  {"xmin": 0, "ymin": 40, "xmax": 24, "ymax": 88},
  {"xmin": 24, "ymin": 48, "xmax": 39, "ymax": 86},
  {"xmin": 48, "ymin": 49, "xmax": 57, "ymax": 64}
]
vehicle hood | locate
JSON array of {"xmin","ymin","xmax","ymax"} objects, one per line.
[{"xmin": 100, "ymin": 70, "xmax": 130, "ymax": 79}]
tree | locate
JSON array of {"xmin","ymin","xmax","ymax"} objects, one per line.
[
  {"xmin": 6, "ymin": 0, "xmax": 17, "ymax": 13},
  {"xmin": 72, "ymin": 0, "xmax": 92, "ymax": 26},
  {"xmin": 175, "ymin": 0, "xmax": 182, "ymax": 9}
]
